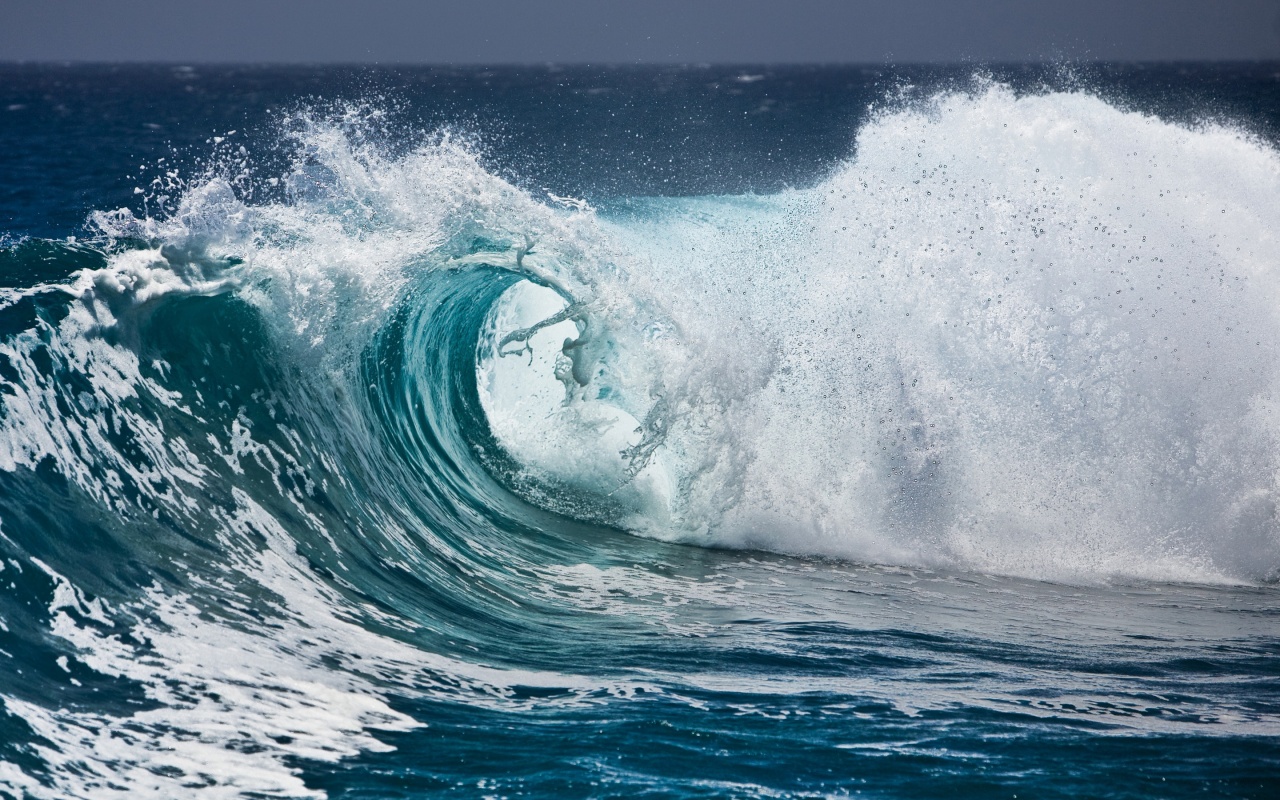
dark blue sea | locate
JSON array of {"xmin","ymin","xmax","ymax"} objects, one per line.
[{"xmin": 1, "ymin": 64, "xmax": 1279, "ymax": 799}]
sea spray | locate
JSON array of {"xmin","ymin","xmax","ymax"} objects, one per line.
[{"xmin": 484, "ymin": 84, "xmax": 1280, "ymax": 582}]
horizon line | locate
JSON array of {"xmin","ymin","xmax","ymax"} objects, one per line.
[{"xmin": 4, "ymin": 59, "xmax": 1280, "ymax": 68}]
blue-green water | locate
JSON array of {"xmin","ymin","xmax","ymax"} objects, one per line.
[{"xmin": 1, "ymin": 65, "xmax": 1278, "ymax": 798}]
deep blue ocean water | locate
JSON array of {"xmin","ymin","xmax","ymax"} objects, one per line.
[{"xmin": 1, "ymin": 64, "xmax": 1279, "ymax": 798}]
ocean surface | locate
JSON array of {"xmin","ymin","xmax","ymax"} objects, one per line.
[{"xmin": 1, "ymin": 63, "xmax": 1279, "ymax": 798}]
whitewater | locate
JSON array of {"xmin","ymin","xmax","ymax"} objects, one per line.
[{"xmin": 1, "ymin": 66, "xmax": 1278, "ymax": 798}]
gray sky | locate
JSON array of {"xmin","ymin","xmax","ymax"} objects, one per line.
[{"xmin": 3, "ymin": 0, "xmax": 1280, "ymax": 63}]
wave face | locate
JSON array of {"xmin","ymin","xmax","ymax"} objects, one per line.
[{"xmin": 2, "ymin": 69, "xmax": 1280, "ymax": 798}]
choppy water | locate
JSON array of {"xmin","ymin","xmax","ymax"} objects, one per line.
[{"xmin": 1, "ymin": 64, "xmax": 1279, "ymax": 799}]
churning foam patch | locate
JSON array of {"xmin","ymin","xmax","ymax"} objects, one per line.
[{"xmin": 491, "ymin": 84, "xmax": 1280, "ymax": 585}]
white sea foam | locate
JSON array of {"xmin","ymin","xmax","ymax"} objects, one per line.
[
  {"xmin": 602, "ymin": 85, "xmax": 1280, "ymax": 583},
  {"xmin": 2, "ymin": 488, "xmax": 664, "ymax": 799},
  {"xmin": 483, "ymin": 84, "xmax": 1280, "ymax": 584}
]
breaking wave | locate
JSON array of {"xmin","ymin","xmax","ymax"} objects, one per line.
[{"xmin": 2, "ymin": 82, "xmax": 1280, "ymax": 797}]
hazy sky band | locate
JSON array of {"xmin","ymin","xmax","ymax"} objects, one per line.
[{"xmin": 3, "ymin": 0, "xmax": 1280, "ymax": 64}]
